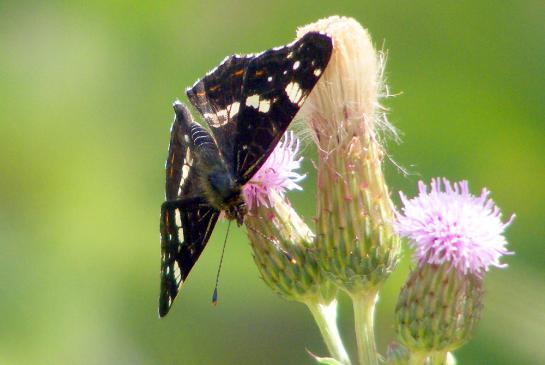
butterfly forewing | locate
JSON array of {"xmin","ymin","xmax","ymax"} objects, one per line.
[
  {"xmin": 186, "ymin": 32, "xmax": 333, "ymax": 181},
  {"xmin": 159, "ymin": 199, "xmax": 220, "ymax": 317},
  {"xmin": 235, "ymin": 32, "xmax": 332, "ymax": 182}
]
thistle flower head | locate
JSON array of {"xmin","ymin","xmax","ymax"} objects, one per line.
[
  {"xmin": 296, "ymin": 16, "xmax": 401, "ymax": 294},
  {"xmin": 242, "ymin": 133, "xmax": 334, "ymax": 304},
  {"xmin": 243, "ymin": 132, "xmax": 305, "ymax": 212},
  {"xmin": 395, "ymin": 263, "xmax": 484, "ymax": 354},
  {"xmin": 396, "ymin": 178, "xmax": 515, "ymax": 276},
  {"xmin": 245, "ymin": 189, "xmax": 336, "ymax": 304}
]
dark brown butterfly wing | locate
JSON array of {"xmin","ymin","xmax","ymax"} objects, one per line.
[
  {"xmin": 159, "ymin": 198, "xmax": 220, "ymax": 317},
  {"xmin": 235, "ymin": 32, "xmax": 332, "ymax": 183},
  {"xmin": 159, "ymin": 102, "xmax": 222, "ymax": 317}
]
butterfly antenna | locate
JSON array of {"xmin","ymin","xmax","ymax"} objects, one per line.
[
  {"xmin": 245, "ymin": 224, "xmax": 297, "ymax": 264},
  {"xmin": 212, "ymin": 220, "xmax": 232, "ymax": 305}
]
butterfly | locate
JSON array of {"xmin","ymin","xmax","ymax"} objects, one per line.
[{"xmin": 159, "ymin": 32, "xmax": 333, "ymax": 317}]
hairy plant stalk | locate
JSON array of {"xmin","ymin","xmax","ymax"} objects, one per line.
[
  {"xmin": 351, "ymin": 290, "xmax": 379, "ymax": 365},
  {"xmin": 307, "ymin": 300, "xmax": 351, "ymax": 365}
]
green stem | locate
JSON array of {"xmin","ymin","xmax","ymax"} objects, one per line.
[
  {"xmin": 351, "ymin": 290, "xmax": 379, "ymax": 365},
  {"xmin": 306, "ymin": 299, "xmax": 351, "ymax": 365},
  {"xmin": 429, "ymin": 351, "xmax": 448, "ymax": 365}
]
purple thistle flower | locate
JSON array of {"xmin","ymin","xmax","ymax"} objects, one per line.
[
  {"xmin": 243, "ymin": 132, "xmax": 305, "ymax": 211},
  {"xmin": 396, "ymin": 178, "xmax": 515, "ymax": 276}
]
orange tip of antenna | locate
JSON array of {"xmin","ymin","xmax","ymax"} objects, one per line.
[{"xmin": 283, "ymin": 251, "xmax": 297, "ymax": 264}]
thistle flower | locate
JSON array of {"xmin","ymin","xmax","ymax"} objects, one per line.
[
  {"xmin": 396, "ymin": 178, "xmax": 514, "ymax": 276},
  {"xmin": 243, "ymin": 132, "xmax": 305, "ymax": 211},
  {"xmin": 244, "ymin": 132, "xmax": 331, "ymax": 303},
  {"xmin": 297, "ymin": 16, "xmax": 401, "ymax": 365},
  {"xmin": 395, "ymin": 178, "xmax": 514, "ymax": 358},
  {"xmin": 297, "ymin": 16, "xmax": 401, "ymax": 295}
]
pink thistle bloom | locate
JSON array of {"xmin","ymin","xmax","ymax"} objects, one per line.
[
  {"xmin": 243, "ymin": 132, "xmax": 305, "ymax": 211},
  {"xmin": 395, "ymin": 178, "xmax": 515, "ymax": 276}
]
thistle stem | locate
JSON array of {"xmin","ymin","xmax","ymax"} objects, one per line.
[
  {"xmin": 351, "ymin": 290, "xmax": 379, "ymax": 365},
  {"xmin": 306, "ymin": 299, "xmax": 351, "ymax": 365},
  {"xmin": 429, "ymin": 351, "xmax": 448, "ymax": 365}
]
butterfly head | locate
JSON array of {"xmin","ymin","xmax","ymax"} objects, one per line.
[
  {"xmin": 207, "ymin": 170, "xmax": 247, "ymax": 226},
  {"xmin": 225, "ymin": 202, "xmax": 247, "ymax": 226}
]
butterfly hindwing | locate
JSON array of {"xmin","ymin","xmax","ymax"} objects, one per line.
[
  {"xmin": 186, "ymin": 32, "xmax": 333, "ymax": 182},
  {"xmin": 160, "ymin": 102, "xmax": 224, "ymax": 317},
  {"xmin": 159, "ymin": 198, "xmax": 220, "ymax": 317}
]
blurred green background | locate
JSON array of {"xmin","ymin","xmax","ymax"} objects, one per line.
[{"xmin": 1, "ymin": 0, "xmax": 543, "ymax": 364}]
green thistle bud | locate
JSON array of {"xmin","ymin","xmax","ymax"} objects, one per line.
[
  {"xmin": 297, "ymin": 16, "xmax": 401, "ymax": 295},
  {"xmin": 395, "ymin": 264, "xmax": 484, "ymax": 354},
  {"xmin": 245, "ymin": 190, "xmax": 335, "ymax": 303}
]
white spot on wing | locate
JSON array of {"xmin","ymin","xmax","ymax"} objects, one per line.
[
  {"xmin": 267, "ymin": 76, "xmax": 273, "ymax": 82},
  {"xmin": 180, "ymin": 164, "xmax": 190, "ymax": 183},
  {"xmin": 173, "ymin": 262, "xmax": 182, "ymax": 282},
  {"xmin": 314, "ymin": 68, "xmax": 322, "ymax": 77},
  {"xmin": 216, "ymin": 108, "xmax": 228, "ymax": 120},
  {"xmin": 258, "ymin": 99, "xmax": 271, "ymax": 113},
  {"xmin": 185, "ymin": 149, "xmax": 193, "ymax": 166},
  {"xmin": 178, "ymin": 148, "xmax": 193, "ymax": 194},
  {"xmin": 229, "ymin": 101, "xmax": 240, "ymax": 117},
  {"xmin": 292, "ymin": 61, "xmax": 300, "ymax": 70},
  {"xmin": 285, "ymin": 82, "xmax": 303, "ymax": 105},
  {"xmin": 204, "ymin": 110, "xmax": 228, "ymax": 128},
  {"xmin": 175, "ymin": 210, "xmax": 182, "ymax": 227},
  {"xmin": 246, "ymin": 94, "xmax": 260, "ymax": 109},
  {"xmin": 211, "ymin": 109, "xmax": 228, "ymax": 127}
]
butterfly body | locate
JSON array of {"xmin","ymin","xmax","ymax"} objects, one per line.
[
  {"xmin": 159, "ymin": 32, "xmax": 333, "ymax": 317},
  {"xmin": 171, "ymin": 102, "xmax": 247, "ymax": 225}
]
